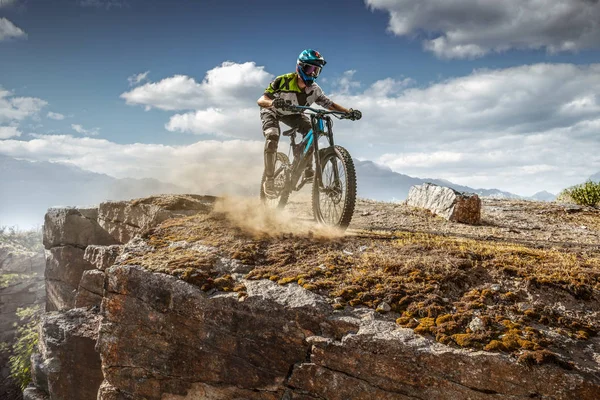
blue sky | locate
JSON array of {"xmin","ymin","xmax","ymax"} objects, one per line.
[{"xmin": 1, "ymin": 0, "xmax": 600, "ymax": 196}]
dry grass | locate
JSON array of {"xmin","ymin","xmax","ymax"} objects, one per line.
[{"xmin": 118, "ymin": 196, "xmax": 600, "ymax": 366}]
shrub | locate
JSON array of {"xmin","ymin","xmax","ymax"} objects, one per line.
[
  {"xmin": 559, "ymin": 181, "xmax": 600, "ymax": 207},
  {"xmin": 7, "ymin": 305, "xmax": 41, "ymax": 390},
  {"xmin": 0, "ymin": 226, "xmax": 43, "ymax": 252}
]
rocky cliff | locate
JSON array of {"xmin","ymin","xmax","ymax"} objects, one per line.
[{"xmin": 24, "ymin": 195, "xmax": 600, "ymax": 399}]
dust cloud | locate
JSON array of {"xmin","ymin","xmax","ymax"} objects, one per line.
[{"xmin": 213, "ymin": 196, "xmax": 344, "ymax": 239}]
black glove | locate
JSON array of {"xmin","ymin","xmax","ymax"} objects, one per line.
[
  {"xmin": 272, "ymin": 98, "xmax": 287, "ymax": 110},
  {"xmin": 348, "ymin": 109, "xmax": 362, "ymax": 121}
]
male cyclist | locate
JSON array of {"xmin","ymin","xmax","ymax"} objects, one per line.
[{"xmin": 257, "ymin": 49, "xmax": 361, "ymax": 196}]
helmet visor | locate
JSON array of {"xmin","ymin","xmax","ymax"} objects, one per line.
[{"xmin": 300, "ymin": 63, "xmax": 322, "ymax": 78}]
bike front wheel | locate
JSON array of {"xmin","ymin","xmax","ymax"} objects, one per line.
[
  {"xmin": 260, "ymin": 152, "xmax": 291, "ymax": 209},
  {"xmin": 312, "ymin": 145, "xmax": 357, "ymax": 229}
]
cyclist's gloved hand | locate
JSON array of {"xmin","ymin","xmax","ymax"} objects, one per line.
[
  {"xmin": 272, "ymin": 98, "xmax": 287, "ymax": 110},
  {"xmin": 348, "ymin": 109, "xmax": 362, "ymax": 121}
]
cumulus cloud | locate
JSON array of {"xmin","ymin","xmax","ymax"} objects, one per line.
[
  {"xmin": 0, "ymin": 17, "xmax": 27, "ymax": 41},
  {"xmin": 127, "ymin": 71, "xmax": 149, "ymax": 87},
  {"xmin": 121, "ymin": 61, "xmax": 272, "ymax": 139},
  {"xmin": 366, "ymin": 0, "xmax": 600, "ymax": 58},
  {"xmin": 0, "ymin": 134, "xmax": 264, "ymax": 193},
  {"xmin": 165, "ymin": 107, "xmax": 260, "ymax": 139},
  {"xmin": 71, "ymin": 123, "xmax": 99, "ymax": 136},
  {"xmin": 47, "ymin": 111, "xmax": 65, "ymax": 120},
  {"xmin": 0, "ymin": 126, "xmax": 21, "ymax": 139},
  {"xmin": 121, "ymin": 61, "xmax": 273, "ymax": 111},
  {"xmin": 0, "ymin": 87, "xmax": 47, "ymax": 123},
  {"xmin": 332, "ymin": 70, "xmax": 361, "ymax": 95},
  {"xmin": 330, "ymin": 63, "xmax": 600, "ymax": 194},
  {"xmin": 334, "ymin": 63, "xmax": 600, "ymax": 142},
  {"xmin": 119, "ymin": 60, "xmax": 600, "ymax": 194}
]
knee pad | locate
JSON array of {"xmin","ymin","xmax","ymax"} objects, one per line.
[
  {"xmin": 264, "ymin": 127, "xmax": 279, "ymax": 153},
  {"xmin": 265, "ymin": 138, "xmax": 279, "ymax": 153},
  {"xmin": 264, "ymin": 127, "xmax": 279, "ymax": 140}
]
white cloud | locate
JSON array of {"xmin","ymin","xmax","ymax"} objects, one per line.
[
  {"xmin": 121, "ymin": 61, "xmax": 272, "ymax": 139},
  {"xmin": 329, "ymin": 63, "xmax": 600, "ymax": 194},
  {"xmin": 0, "ymin": 126, "xmax": 21, "ymax": 139},
  {"xmin": 121, "ymin": 61, "xmax": 273, "ymax": 111},
  {"xmin": 334, "ymin": 63, "xmax": 600, "ymax": 143},
  {"xmin": 377, "ymin": 129, "xmax": 597, "ymax": 195},
  {"xmin": 165, "ymin": 107, "xmax": 260, "ymax": 139},
  {"xmin": 366, "ymin": 0, "xmax": 600, "ymax": 58},
  {"xmin": 47, "ymin": 112, "xmax": 65, "ymax": 120},
  {"xmin": 71, "ymin": 124, "xmax": 99, "ymax": 136},
  {"xmin": 127, "ymin": 71, "xmax": 149, "ymax": 87},
  {"xmin": 0, "ymin": 18, "xmax": 26, "ymax": 41},
  {"xmin": 332, "ymin": 70, "xmax": 361, "ymax": 95},
  {"xmin": 0, "ymin": 134, "xmax": 264, "ymax": 193},
  {"xmin": 0, "ymin": 87, "xmax": 47, "ymax": 123},
  {"xmin": 3, "ymin": 59, "xmax": 588, "ymax": 196},
  {"xmin": 120, "ymin": 60, "xmax": 600, "ymax": 194}
]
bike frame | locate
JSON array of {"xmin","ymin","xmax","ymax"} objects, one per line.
[{"xmin": 285, "ymin": 106, "xmax": 347, "ymax": 192}]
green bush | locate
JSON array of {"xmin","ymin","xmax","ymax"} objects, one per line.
[
  {"xmin": 0, "ymin": 226, "xmax": 43, "ymax": 252},
  {"xmin": 7, "ymin": 305, "xmax": 41, "ymax": 390},
  {"xmin": 559, "ymin": 181, "xmax": 600, "ymax": 207}
]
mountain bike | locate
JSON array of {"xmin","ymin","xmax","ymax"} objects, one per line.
[{"xmin": 260, "ymin": 105, "xmax": 359, "ymax": 229}]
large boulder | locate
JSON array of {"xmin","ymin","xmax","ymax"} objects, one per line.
[
  {"xmin": 84, "ymin": 244, "xmax": 122, "ymax": 271},
  {"xmin": 95, "ymin": 265, "xmax": 600, "ymax": 400},
  {"xmin": 0, "ymin": 244, "xmax": 45, "ymax": 274},
  {"xmin": 407, "ymin": 183, "xmax": 481, "ymax": 224},
  {"xmin": 31, "ymin": 308, "xmax": 104, "ymax": 400},
  {"xmin": 22, "ymin": 386, "xmax": 49, "ymax": 400},
  {"xmin": 74, "ymin": 269, "xmax": 105, "ymax": 308},
  {"xmin": 43, "ymin": 207, "xmax": 118, "ymax": 249},
  {"xmin": 98, "ymin": 195, "xmax": 216, "ymax": 243},
  {"xmin": 45, "ymin": 246, "xmax": 95, "ymax": 311},
  {"xmin": 289, "ymin": 321, "xmax": 600, "ymax": 399},
  {"xmin": 97, "ymin": 265, "xmax": 325, "ymax": 399}
]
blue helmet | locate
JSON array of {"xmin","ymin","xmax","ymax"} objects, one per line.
[{"xmin": 297, "ymin": 49, "xmax": 326, "ymax": 86}]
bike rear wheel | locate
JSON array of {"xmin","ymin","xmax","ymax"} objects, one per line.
[
  {"xmin": 312, "ymin": 145, "xmax": 356, "ymax": 229},
  {"xmin": 260, "ymin": 152, "xmax": 291, "ymax": 209}
]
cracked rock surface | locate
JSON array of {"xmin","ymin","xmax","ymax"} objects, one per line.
[
  {"xmin": 27, "ymin": 194, "xmax": 600, "ymax": 399},
  {"xmin": 96, "ymin": 265, "xmax": 599, "ymax": 399}
]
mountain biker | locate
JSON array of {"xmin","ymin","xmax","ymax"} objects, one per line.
[{"xmin": 257, "ymin": 49, "xmax": 361, "ymax": 196}]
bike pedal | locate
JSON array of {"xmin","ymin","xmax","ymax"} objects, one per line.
[
  {"xmin": 303, "ymin": 170, "xmax": 314, "ymax": 182},
  {"xmin": 301, "ymin": 173, "xmax": 313, "ymax": 184}
]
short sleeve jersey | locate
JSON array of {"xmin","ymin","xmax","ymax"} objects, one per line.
[{"xmin": 263, "ymin": 72, "xmax": 333, "ymax": 115}]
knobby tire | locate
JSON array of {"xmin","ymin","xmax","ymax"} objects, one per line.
[{"xmin": 312, "ymin": 145, "xmax": 357, "ymax": 229}]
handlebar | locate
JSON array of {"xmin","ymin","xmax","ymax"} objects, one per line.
[{"xmin": 285, "ymin": 105, "xmax": 358, "ymax": 120}]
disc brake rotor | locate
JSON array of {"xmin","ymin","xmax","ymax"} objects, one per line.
[{"xmin": 323, "ymin": 183, "xmax": 342, "ymax": 204}]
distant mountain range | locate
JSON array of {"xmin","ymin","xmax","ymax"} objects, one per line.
[
  {"xmin": 353, "ymin": 159, "xmax": 548, "ymax": 201},
  {"xmin": 0, "ymin": 155, "xmax": 558, "ymax": 228},
  {"xmin": 530, "ymin": 191, "xmax": 557, "ymax": 202},
  {"xmin": 590, "ymin": 172, "xmax": 600, "ymax": 182},
  {"xmin": 0, "ymin": 155, "xmax": 189, "ymax": 228}
]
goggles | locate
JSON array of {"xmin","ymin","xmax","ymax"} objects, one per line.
[{"xmin": 300, "ymin": 62, "xmax": 322, "ymax": 78}]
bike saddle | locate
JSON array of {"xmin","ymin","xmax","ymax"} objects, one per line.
[{"xmin": 281, "ymin": 128, "xmax": 298, "ymax": 137}]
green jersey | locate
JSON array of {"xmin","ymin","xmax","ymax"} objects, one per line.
[{"xmin": 263, "ymin": 72, "xmax": 333, "ymax": 115}]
